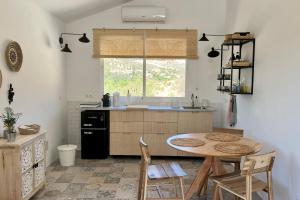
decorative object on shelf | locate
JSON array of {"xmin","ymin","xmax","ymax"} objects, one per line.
[
  {"xmin": 0, "ymin": 107, "xmax": 22, "ymax": 142},
  {"xmin": 225, "ymin": 61, "xmax": 251, "ymax": 68},
  {"xmin": 225, "ymin": 32, "xmax": 254, "ymax": 41},
  {"xmin": 5, "ymin": 41, "xmax": 23, "ymax": 72},
  {"xmin": 8, "ymin": 83, "xmax": 15, "ymax": 104},
  {"xmin": 59, "ymin": 32, "xmax": 90, "ymax": 53},
  {"xmin": 217, "ymin": 74, "xmax": 231, "ymax": 80},
  {"xmin": 0, "ymin": 69, "xmax": 2, "ymax": 88},
  {"xmin": 19, "ymin": 124, "xmax": 41, "ymax": 135},
  {"xmin": 102, "ymin": 93, "xmax": 111, "ymax": 107}
]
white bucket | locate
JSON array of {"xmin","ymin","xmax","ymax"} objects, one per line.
[{"xmin": 57, "ymin": 144, "xmax": 77, "ymax": 167}]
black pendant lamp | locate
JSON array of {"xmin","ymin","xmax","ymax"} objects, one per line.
[
  {"xmin": 208, "ymin": 47, "xmax": 220, "ymax": 58},
  {"xmin": 78, "ymin": 33, "xmax": 90, "ymax": 43},
  {"xmin": 199, "ymin": 33, "xmax": 209, "ymax": 41},
  {"xmin": 59, "ymin": 32, "xmax": 90, "ymax": 53},
  {"xmin": 61, "ymin": 44, "xmax": 72, "ymax": 53}
]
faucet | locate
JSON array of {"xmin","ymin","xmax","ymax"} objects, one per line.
[{"xmin": 191, "ymin": 93, "xmax": 195, "ymax": 108}]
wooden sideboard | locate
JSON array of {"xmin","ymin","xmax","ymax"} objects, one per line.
[
  {"xmin": 0, "ymin": 131, "xmax": 47, "ymax": 200},
  {"xmin": 110, "ymin": 110, "xmax": 213, "ymax": 156}
]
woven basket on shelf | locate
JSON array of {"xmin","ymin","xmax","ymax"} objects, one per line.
[
  {"xmin": 19, "ymin": 124, "xmax": 40, "ymax": 135},
  {"xmin": 225, "ymin": 61, "xmax": 251, "ymax": 67},
  {"xmin": 225, "ymin": 32, "xmax": 254, "ymax": 41}
]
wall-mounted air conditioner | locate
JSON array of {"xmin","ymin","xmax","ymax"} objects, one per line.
[{"xmin": 121, "ymin": 6, "xmax": 167, "ymax": 22}]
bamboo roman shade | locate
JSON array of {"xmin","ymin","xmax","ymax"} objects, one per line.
[{"xmin": 93, "ymin": 29, "xmax": 198, "ymax": 59}]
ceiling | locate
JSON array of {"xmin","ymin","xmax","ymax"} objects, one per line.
[{"xmin": 33, "ymin": 0, "xmax": 132, "ymax": 22}]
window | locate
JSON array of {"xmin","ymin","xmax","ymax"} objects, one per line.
[{"xmin": 104, "ymin": 58, "xmax": 186, "ymax": 97}]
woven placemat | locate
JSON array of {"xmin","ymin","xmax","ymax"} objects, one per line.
[
  {"xmin": 214, "ymin": 143, "xmax": 254, "ymax": 155},
  {"xmin": 170, "ymin": 138, "xmax": 205, "ymax": 147},
  {"xmin": 205, "ymin": 132, "xmax": 241, "ymax": 142}
]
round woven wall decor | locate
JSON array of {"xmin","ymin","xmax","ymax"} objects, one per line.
[
  {"xmin": 5, "ymin": 41, "xmax": 23, "ymax": 72},
  {"xmin": 215, "ymin": 143, "xmax": 254, "ymax": 155},
  {"xmin": 170, "ymin": 138, "xmax": 205, "ymax": 147},
  {"xmin": 205, "ymin": 132, "xmax": 241, "ymax": 142}
]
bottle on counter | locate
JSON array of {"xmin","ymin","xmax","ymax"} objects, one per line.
[{"xmin": 126, "ymin": 90, "xmax": 131, "ymax": 106}]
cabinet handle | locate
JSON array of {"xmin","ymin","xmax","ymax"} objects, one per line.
[
  {"xmin": 33, "ymin": 163, "xmax": 39, "ymax": 169},
  {"xmin": 83, "ymin": 124, "xmax": 93, "ymax": 127},
  {"xmin": 83, "ymin": 132, "xmax": 93, "ymax": 135}
]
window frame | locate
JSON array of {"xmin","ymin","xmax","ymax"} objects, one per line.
[{"xmin": 101, "ymin": 58, "xmax": 187, "ymax": 98}]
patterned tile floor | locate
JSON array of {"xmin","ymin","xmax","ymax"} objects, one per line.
[{"xmin": 31, "ymin": 156, "xmax": 261, "ymax": 200}]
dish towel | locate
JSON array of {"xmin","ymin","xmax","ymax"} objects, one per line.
[{"xmin": 227, "ymin": 94, "xmax": 237, "ymax": 127}]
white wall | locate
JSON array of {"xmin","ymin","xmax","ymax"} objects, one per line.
[
  {"xmin": 65, "ymin": 0, "xmax": 228, "ymax": 124},
  {"xmin": 0, "ymin": 0, "xmax": 67, "ymax": 165},
  {"xmin": 224, "ymin": 0, "xmax": 300, "ymax": 199}
]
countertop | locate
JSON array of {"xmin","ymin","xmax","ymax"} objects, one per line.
[{"xmin": 80, "ymin": 105, "xmax": 215, "ymax": 112}]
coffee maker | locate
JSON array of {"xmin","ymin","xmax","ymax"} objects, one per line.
[{"xmin": 102, "ymin": 93, "xmax": 111, "ymax": 107}]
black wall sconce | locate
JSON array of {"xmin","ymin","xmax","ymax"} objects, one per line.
[
  {"xmin": 199, "ymin": 33, "xmax": 229, "ymax": 58},
  {"xmin": 59, "ymin": 33, "xmax": 90, "ymax": 53},
  {"xmin": 199, "ymin": 33, "xmax": 226, "ymax": 42}
]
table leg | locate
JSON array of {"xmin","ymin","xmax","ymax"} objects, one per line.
[
  {"xmin": 184, "ymin": 157, "xmax": 213, "ymax": 200},
  {"xmin": 212, "ymin": 158, "xmax": 227, "ymax": 200}
]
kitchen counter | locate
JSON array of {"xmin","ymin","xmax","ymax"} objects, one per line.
[{"xmin": 80, "ymin": 105, "xmax": 215, "ymax": 112}]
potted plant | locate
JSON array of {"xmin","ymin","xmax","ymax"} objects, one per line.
[{"xmin": 0, "ymin": 107, "xmax": 22, "ymax": 142}]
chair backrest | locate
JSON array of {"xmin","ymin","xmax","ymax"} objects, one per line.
[
  {"xmin": 139, "ymin": 137, "xmax": 151, "ymax": 165},
  {"xmin": 213, "ymin": 127, "xmax": 244, "ymax": 137},
  {"xmin": 138, "ymin": 137, "xmax": 151, "ymax": 200},
  {"xmin": 241, "ymin": 151, "xmax": 276, "ymax": 175}
]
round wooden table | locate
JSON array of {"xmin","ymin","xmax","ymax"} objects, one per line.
[{"xmin": 167, "ymin": 133, "xmax": 261, "ymax": 200}]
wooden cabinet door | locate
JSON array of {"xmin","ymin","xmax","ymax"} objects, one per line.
[
  {"xmin": 144, "ymin": 111, "xmax": 177, "ymax": 122},
  {"xmin": 178, "ymin": 112, "xmax": 213, "ymax": 133},
  {"xmin": 143, "ymin": 133, "xmax": 177, "ymax": 156},
  {"xmin": 22, "ymin": 170, "xmax": 34, "ymax": 199},
  {"xmin": 21, "ymin": 144, "xmax": 33, "ymax": 174},
  {"xmin": 34, "ymin": 136, "xmax": 45, "ymax": 163},
  {"xmin": 33, "ymin": 136, "xmax": 46, "ymax": 190},
  {"xmin": 0, "ymin": 148, "xmax": 21, "ymax": 200},
  {"xmin": 34, "ymin": 160, "xmax": 45, "ymax": 189},
  {"xmin": 110, "ymin": 132, "xmax": 143, "ymax": 155}
]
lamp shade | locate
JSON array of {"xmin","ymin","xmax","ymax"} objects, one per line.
[
  {"xmin": 199, "ymin": 33, "xmax": 209, "ymax": 41},
  {"xmin": 79, "ymin": 33, "xmax": 90, "ymax": 43},
  {"xmin": 61, "ymin": 44, "xmax": 72, "ymax": 53},
  {"xmin": 208, "ymin": 47, "xmax": 219, "ymax": 57}
]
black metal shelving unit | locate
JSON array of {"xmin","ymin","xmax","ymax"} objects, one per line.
[{"xmin": 218, "ymin": 38, "xmax": 255, "ymax": 95}]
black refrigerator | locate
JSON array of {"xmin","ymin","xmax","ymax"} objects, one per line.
[{"xmin": 81, "ymin": 110, "xmax": 109, "ymax": 159}]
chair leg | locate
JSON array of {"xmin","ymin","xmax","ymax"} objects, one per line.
[
  {"xmin": 234, "ymin": 163, "xmax": 241, "ymax": 173},
  {"xmin": 218, "ymin": 186, "xmax": 224, "ymax": 200},
  {"xmin": 173, "ymin": 178, "xmax": 178, "ymax": 198},
  {"xmin": 178, "ymin": 177, "xmax": 185, "ymax": 200},
  {"xmin": 267, "ymin": 171, "xmax": 273, "ymax": 200},
  {"xmin": 246, "ymin": 176, "xmax": 252, "ymax": 200}
]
